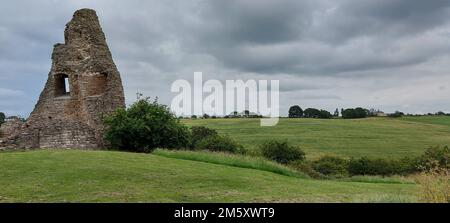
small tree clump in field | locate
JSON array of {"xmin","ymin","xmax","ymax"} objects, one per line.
[
  {"xmin": 190, "ymin": 126, "xmax": 218, "ymax": 149},
  {"xmin": 416, "ymin": 146, "xmax": 450, "ymax": 170},
  {"xmin": 303, "ymin": 108, "xmax": 332, "ymax": 119},
  {"xmin": 318, "ymin": 110, "xmax": 333, "ymax": 119},
  {"xmin": 195, "ymin": 135, "xmax": 242, "ymax": 153},
  {"xmin": 289, "ymin": 160, "xmax": 325, "ymax": 179},
  {"xmin": 341, "ymin": 107, "xmax": 369, "ymax": 119},
  {"xmin": 313, "ymin": 156, "xmax": 349, "ymax": 177},
  {"xmin": 260, "ymin": 140, "xmax": 305, "ymax": 164},
  {"xmin": 104, "ymin": 98, "xmax": 190, "ymax": 153},
  {"xmin": 347, "ymin": 156, "xmax": 417, "ymax": 176},
  {"xmin": 303, "ymin": 108, "xmax": 321, "ymax": 118},
  {"xmin": 348, "ymin": 157, "xmax": 395, "ymax": 176},
  {"xmin": 288, "ymin": 105, "xmax": 303, "ymax": 118}
]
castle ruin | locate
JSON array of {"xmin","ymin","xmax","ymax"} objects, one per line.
[{"xmin": 0, "ymin": 9, "xmax": 125, "ymax": 149}]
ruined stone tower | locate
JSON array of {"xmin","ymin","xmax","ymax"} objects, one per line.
[{"xmin": 0, "ymin": 9, "xmax": 125, "ymax": 149}]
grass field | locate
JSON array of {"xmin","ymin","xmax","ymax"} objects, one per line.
[
  {"xmin": 1, "ymin": 116, "xmax": 447, "ymax": 203},
  {"xmin": 0, "ymin": 150, "xmax": 418, "ymax": 202},
  {"xmin": 182, "ymin": 116, "xmax": 450, "ymax": 159},
  {"xmin": 400, "ymin": 116, "xmax": 450, "ymax": 127}
]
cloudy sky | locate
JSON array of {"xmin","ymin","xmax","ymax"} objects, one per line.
[{"xmin": 1, "ymin": 0, "xmax": 450, "ymax": 117}]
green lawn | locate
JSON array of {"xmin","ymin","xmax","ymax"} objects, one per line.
[
  {"xmin": 0, "ymin": 150, "xmax": 417, "ymax": 203},
  {"xmin": 182, "ymin": 117, "xmax": 450, "ymax": 158}
]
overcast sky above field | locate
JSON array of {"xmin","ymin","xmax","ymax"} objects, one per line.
[{"xmin": 1, "ymin": 0, "xmax": 450, "ymax": 117}]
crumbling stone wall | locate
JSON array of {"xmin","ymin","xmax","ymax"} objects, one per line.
[
  {"xmin": 0, "ymin": 9, "xmax": 125, "ymax": 150},
  {"xmin": 0, "ymin": 118, "xmax": 23, "ymax": 139}
]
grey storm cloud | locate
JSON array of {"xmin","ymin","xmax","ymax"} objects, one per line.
[
  {"xmin": 181, "ymin": 0, "xmax": 450, "ymax": 75},
  {"xmin": 1, "ymin": 0, "xmax": 450, "ymax": 117},
  {"xmin": 310, "ymin": 0, "xmax": 450, "ymax": 42}
]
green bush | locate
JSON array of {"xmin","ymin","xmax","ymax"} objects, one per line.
[
  {"xmin": 288, "ymin": 155, "xmax": 418, "ymax": 178},
  {"xmin": 289, "ymin": 160, "xmax": 324, "ymax": 179},
  {"xmin": 288, "ymin": 146, "xmax": 448, "ymax": 177},
  {"xmin": 417, "ymin": 146, "xmax": 450, "ymax": 170},
  {"xmin": 190, "ymin": 126, "xmax": 218, "ymax": 149},
  {"xmin": 313, "ymin": 156, "xmax": 349, "ymax": 177},
  {"xmin": 260, "ymin": 140, "xmax": 305, "ymax": 164},
  {"xmin": 195, "ymin": 135, "xmax": 242, "ymax": 153},
  {"xmin": 347, "ymin": 157, "xmax": 416, "ymax": 176},
  {"xmin": 104, "ymin": 99, "xmax": 190, "ymax": 153},
  {"xmin": 348, "ymin": 157, "xmax": 388, "ymax": 176},
  {"xmin": 393, "ymin": 157, "xmax": 418, "ymax": 174}
]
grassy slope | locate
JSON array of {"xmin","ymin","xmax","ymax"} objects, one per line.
[
  {"xmin": 182, "ymin": 117, "xmax": 450, "ymax": 158},
  {"xmin": 153, "ymin": 149, "xmax": 306, "ymax": 178},
  {"xmin": 400, "ymin": 116, "xmax": 450, "ymax": 128},
  {"xmin": 0, "ymin": 150, "xmax": 417, "ymax": 202}
]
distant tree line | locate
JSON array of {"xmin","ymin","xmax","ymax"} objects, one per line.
[
  {"xmin": 177, "ymin": 107, "xmax": 450, "ymax": 120},
  {"xmin": 187, "ymin": 110, "xmax": 263, "ymax": 120},
  {"xmin": 341, "ymin": 107, "xmax": 369, "ymax": 119},
  {"xmin": 288, "ymin": 105, "xmax": 338, "ymax": 119},
  {"xmin": 387, "ymin": 111, "xmax": 405, "ymax": 118},
  {"xmin": 287, "ymin": 106, "xmax": 450, "ymax": 119},
  {"xmin": 431, "ymin": 111, "xmax": 450, "ymax": 116}
]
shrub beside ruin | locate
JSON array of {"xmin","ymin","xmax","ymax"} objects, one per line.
[{"xmin": 104, "ymin": 99, "xmax": 190, "ymax": 153}]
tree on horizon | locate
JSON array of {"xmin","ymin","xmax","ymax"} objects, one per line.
[{"xmin": 288, "ymin": 105, "xmax": 303, "ymax": 118}]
